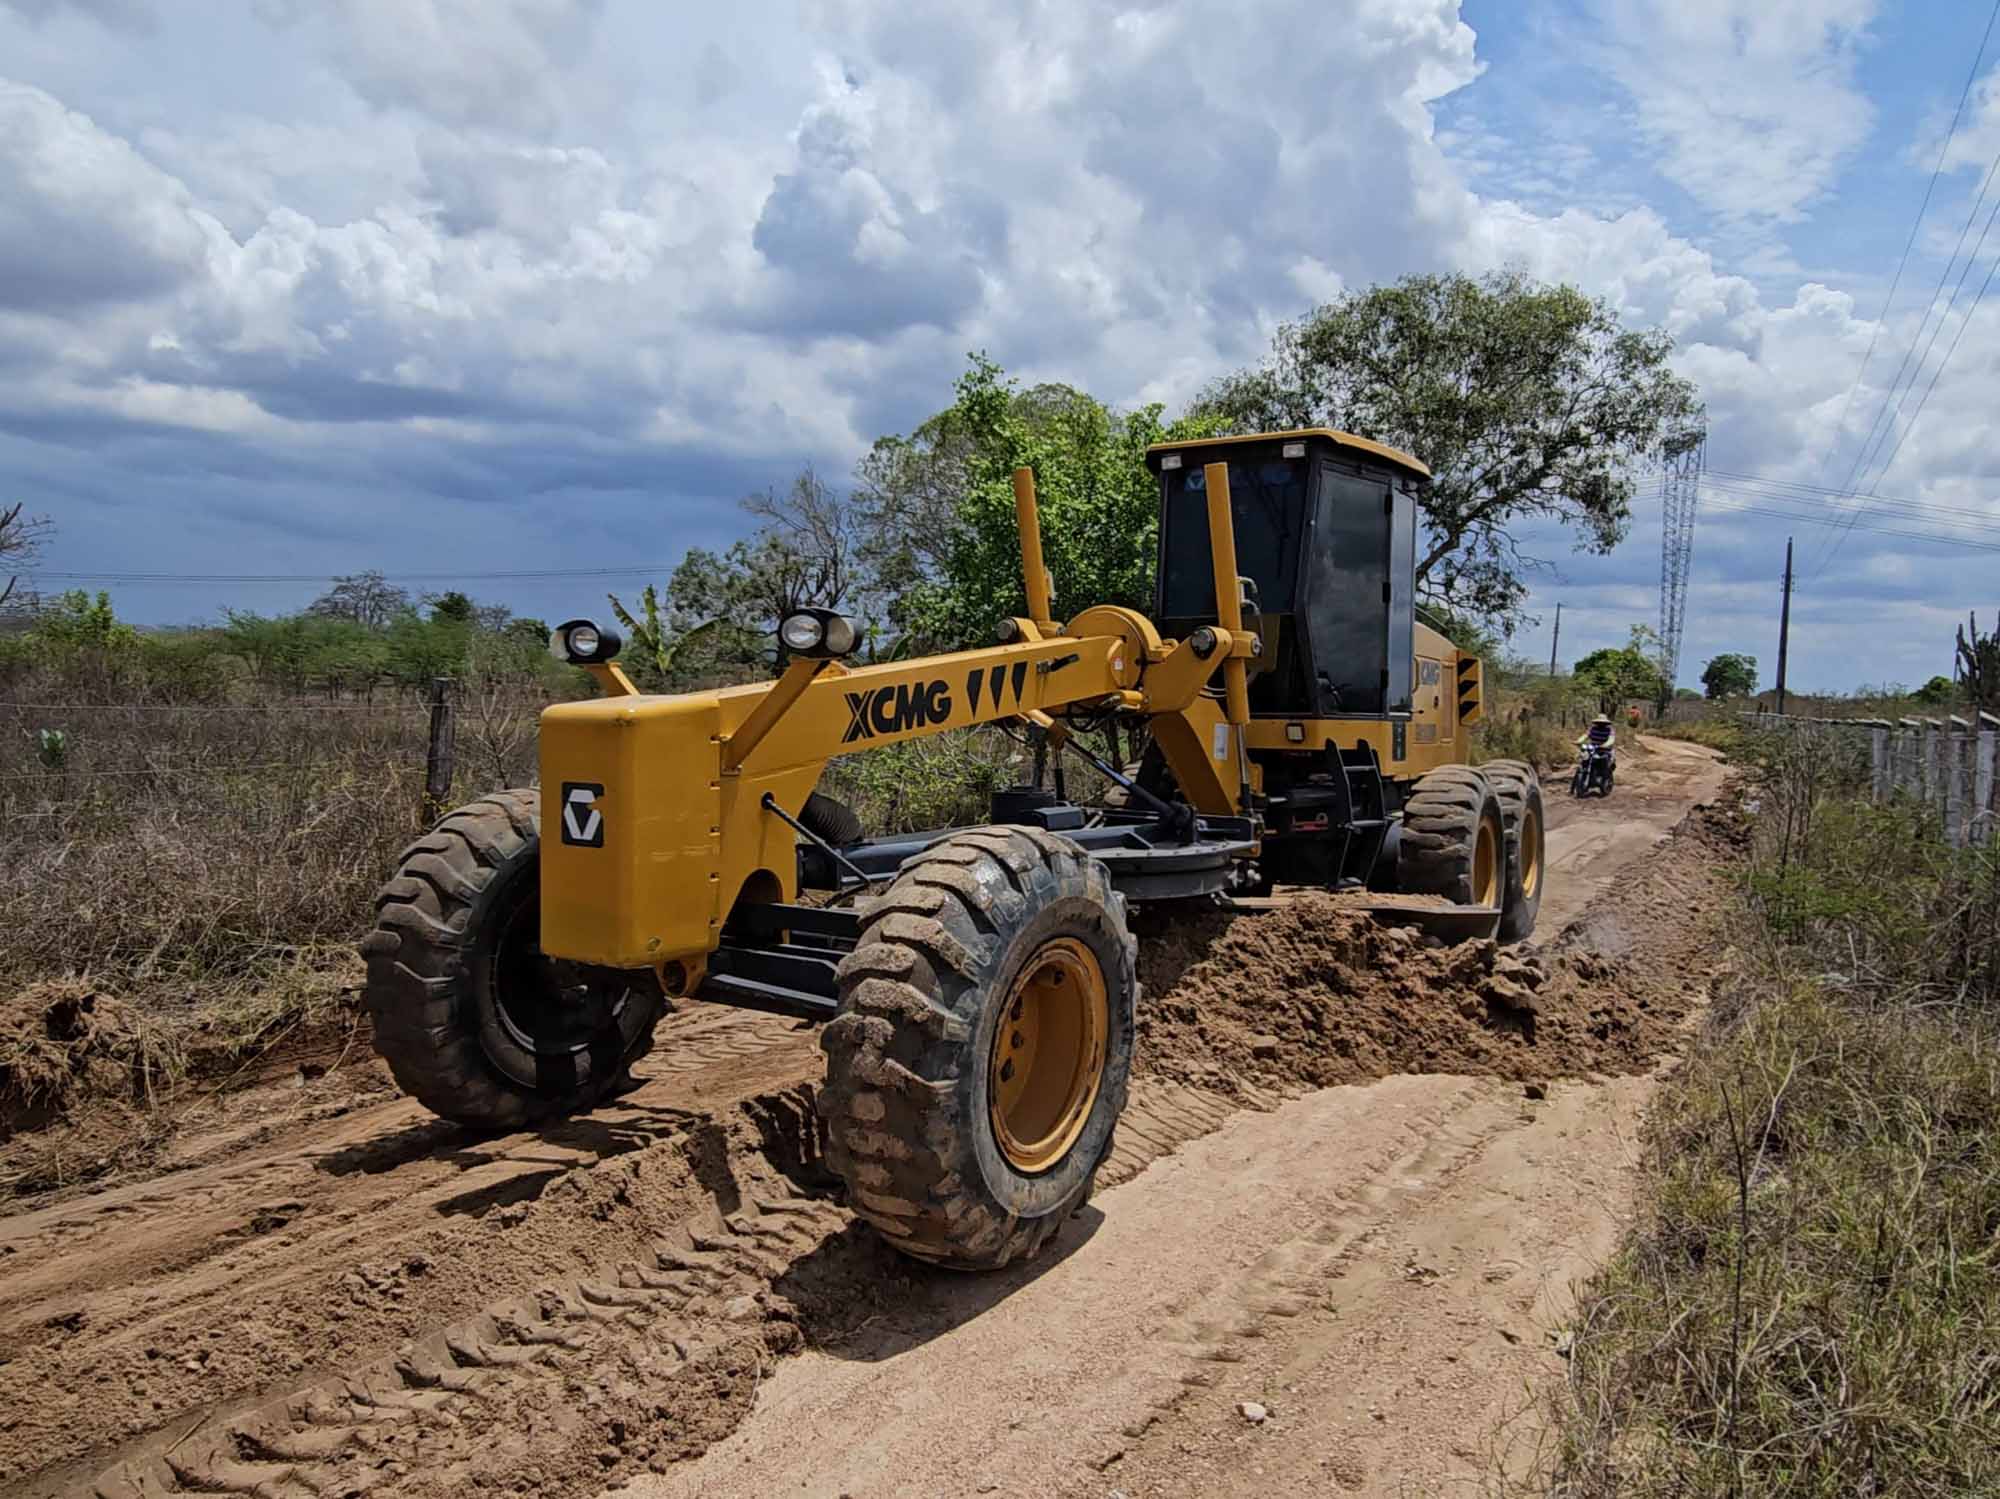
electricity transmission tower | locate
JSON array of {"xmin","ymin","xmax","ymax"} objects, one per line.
[{"xmin": 1657, "ymin": 439, "xmax": 1704, "ymax": 691}]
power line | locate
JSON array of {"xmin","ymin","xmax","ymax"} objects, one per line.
[
  {"xmin": 1806, "ymin": 240, "xmax": 2000, "ymax": 584},
  {"xmin": 1817, "ymin": 0, "xmax": 2000, "ymax": 498},
  {"xmin": 1841, "ymin": 165, "xmax": 2000, "ymax": 507},
  {"xmin": 1838, "ymin": 143, "xmax": 2000, "ymax": 500},
  {"xmin": 1833, "ymin": 242, "xmax": 2000, "ymax": 541},
  {"xmin": 1701, "ymin": 475, "xmax": 2000, "ymax": 540},
  {"xmin": 1699, "ymin": 491, "xmax": 2000, "ymax": 554},
  {"xmin": 1705, "ymin": 467, "xmax": 2000, "ymax": 523}
]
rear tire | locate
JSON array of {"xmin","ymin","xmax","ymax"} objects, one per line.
[
  {"xmin": 1479, "ymin": 760, "xmax": 1545, "ymax": 944},
  {"xmin": 819, "ymin": 825, "xmax": 1136, "ymax": 1270},
  {"xmin": 360, "ymin": 789, "xmax": 664, "ymax": 1129},
  {"xmin": 1397, "ymin": 766, "xmax": 1506, "ymax": 910}
]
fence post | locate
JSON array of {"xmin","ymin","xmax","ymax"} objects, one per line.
[
  {"xmin": 422, "ymin": 676, "xmax": 456, "ymax": 826},
  {"xmin": 1870, "ymin": 724, "xmax": 1889, "ymax": 802},
  {"xmin": 1977, "ymin": 713, "xmax": 1999, "ymax": 846},
  {"xmin": 1946, "ymin": 716, "xmax": 1969, "ymax": 847},
  {"xmin": 1921, "ymin": 719, "xmax": 1941, "ymax": 823}
]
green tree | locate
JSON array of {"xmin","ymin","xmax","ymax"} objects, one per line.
[
  {"xmin": 605, "ymin": 583, "xmax": 756, "ymax": 688},
  {"xmin": 1915, "ymin": 674, "xmax": 1957, "ymax": 706},
  {"xmin": 869, "ymin": 355, "xmax": 1222, "ymax": 651},
  {"xmin": 220, "ymin": 612, "xmax": 387, "ymax": 694},
  {"xmin": 1194, "ymin": 271, "xmax": 1705, "ymax": 627},
  {"xmin": 384, "ymin": 608, "xmax": 470, "ymax": 686},
  {"xmin": 1574, "ymin": 625, "xmax": 1668, "ymax": 713},
  {"xmin": 29, "ymin": 590, "xmax": 135, "ymax": 653},
  {"xmin": 25, "ymin": 590, "xmax": 141, "ymax": 694},
  {"xmin": 428, "ymin": 590, "xmax": 476, "ymax": 624},
  {"xmin": 1701, "ymin": 652, "xmax": 1758, "ymax": 700}
]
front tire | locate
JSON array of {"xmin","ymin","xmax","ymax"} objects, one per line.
[
  {"xmin": 1480, "ymin": 760, "xmax": 1545, "ymax": 943},
  {"xmin": 819, "ymin": 826, "xmax": 1136, "ymax": 1270},
  {"xmin": 360, "ymin": 789, "xmax": 664, "ymax": 1129}
]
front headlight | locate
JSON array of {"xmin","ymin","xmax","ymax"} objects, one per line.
[
  {"xmin": 775, "ymin": 608, "xmax": 859, "ymax": 659},
  {"xmin": 549, "ymin": 618, "xmax": 622, "ymax": 665},
  {"xmin": 779, "ymin": 612, "xmax": 826, "ymax": 652}
]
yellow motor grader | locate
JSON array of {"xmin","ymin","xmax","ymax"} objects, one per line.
[{"xmin": 361, "ymin": 429, "xmax": 1544, "ymax": 1270}]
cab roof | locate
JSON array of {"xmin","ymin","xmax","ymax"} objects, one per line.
[{"xmin": 1144, "ymin": 427, "xmax": 1431, "ymax": 482}]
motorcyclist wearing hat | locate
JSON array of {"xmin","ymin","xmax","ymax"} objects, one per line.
[{"xmin": 1578, "ymin": 713, "xmax": 1617, "ymax": 786}]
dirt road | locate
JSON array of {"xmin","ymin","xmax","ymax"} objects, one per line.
[
  {"xmin": 1538, "ymin": 734, "xmax": 1728, "ymax": 932},
  {"xmin": 0, "ymin": 740, "xmax": 1730, "ymax": 1499},
  {"xmin": 622, "ymin": 737, "xmax": 1732, "ymax": 1499}
]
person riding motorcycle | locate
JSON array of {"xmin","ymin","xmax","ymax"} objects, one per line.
[{"xmin": 1577, "ymin": 713, "xmax": 1617, "ymax": 790}]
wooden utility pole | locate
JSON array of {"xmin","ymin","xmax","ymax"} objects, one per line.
[
  {"xmin": 1775, "ymin": 537, "xmax": 1794, "ymax": 716},
  {"xmin": 1548, "ymin": 602, "xmax": 1562, "ymax": 676}
]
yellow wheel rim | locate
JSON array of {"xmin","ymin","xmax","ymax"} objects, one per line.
[
  {"xmin": 988, "ymin": 937, "xmax": 1109, "ymax": 1174},
  {"xmin": 1519, "ymin": 802, "xmax": 1542, "ymax": 901},
  {"xmin": 1473, "ymin": 817, "xmax": 1501, "ymax": 908}
]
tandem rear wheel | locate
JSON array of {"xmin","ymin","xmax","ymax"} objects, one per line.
[
  {"xmin": 1398, "ymin": 764, "xmax": 1542, "ymax": 944},
  {"xmin": 818, "ymin": 825, "xmax": 1137, "ymax": 1271}
]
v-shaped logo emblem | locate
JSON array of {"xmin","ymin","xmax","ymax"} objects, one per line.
[{"xmin": 560, "ymin": 782, "xmax": 604, "ymax": 847}]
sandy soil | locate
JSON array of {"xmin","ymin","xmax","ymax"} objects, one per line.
[
  {"xmin": 620, "ymin": 738, "xmax": 1737, "ymax": 1499},
  {"xmin": 0, "ymin": 741, "xmax": 1732, "ymax": 1499}
]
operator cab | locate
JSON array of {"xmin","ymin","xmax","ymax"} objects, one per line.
[{"xmin": 1145, "ymin": 429, "xmax": 1428, "ymax": 719}]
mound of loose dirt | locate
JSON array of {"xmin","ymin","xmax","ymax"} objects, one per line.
[
  {"xmin": 1134, "ymin": 898, "xmax": 1681, "ymax": 1099},
  {"xmin": 0, "ymin": 980, "xmax": 177, "ymax": 1137}
]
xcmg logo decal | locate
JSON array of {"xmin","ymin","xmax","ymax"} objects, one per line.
[
  {"xmin": 843, "ymin": 679, "xmax": 954, "ymax": 742},
  {"xmin": 840, "ymin": 661, "xmax": 1035, "ymax": 743}
]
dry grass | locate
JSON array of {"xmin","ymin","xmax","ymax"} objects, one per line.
[
  {"xmin": 1474, "ymin": 674, "xmax": 1583, "ymax": 772},
  {"xmin": 1473, "ymin": 710, "xmax": 1578, "ymax": 772},
  {"xmin": 1531, "ymin": 736, "xmax": 2000, "ymax": 1497},
  {"xmin": 1, "ymin": 692, "xmax": 541, "ymax": 1132},
  {"xmin": 1545, "ymin": 978, "xmax": 2000, "ymax": 1498},
  {"xmin": 1, "ymin": 695, "xmax": 544, "ymax": 992}
]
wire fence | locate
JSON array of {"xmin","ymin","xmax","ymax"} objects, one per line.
[{"xmin": 0, "ymin": 679, "xmax": 552, "ymax": 829}]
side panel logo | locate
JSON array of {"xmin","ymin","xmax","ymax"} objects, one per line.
[
  {"xmin": 560, "ymin": 782, "xmax": 605, "ymax": 846},
  {"xmin": 842, "ymin": 678, "xmax": 954, "ymax": 743}
]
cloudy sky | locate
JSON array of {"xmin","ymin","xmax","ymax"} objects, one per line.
[{"xmin": 5, "ymin": 0, "xmax": 2000, "ymax": 692}]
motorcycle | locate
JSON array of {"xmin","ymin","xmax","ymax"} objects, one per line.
[{"xmin": 1571, "ymin": 743, "xmax": 1614, "ymax": 798}]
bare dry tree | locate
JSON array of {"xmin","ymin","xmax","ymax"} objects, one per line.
[
  {"xmin": 742, "ymin": 465, "xmax": 868, "ymax": 618},
  {"xmin": 1, "ymin": 501, "xmax": 51, "ymax": 610}
]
